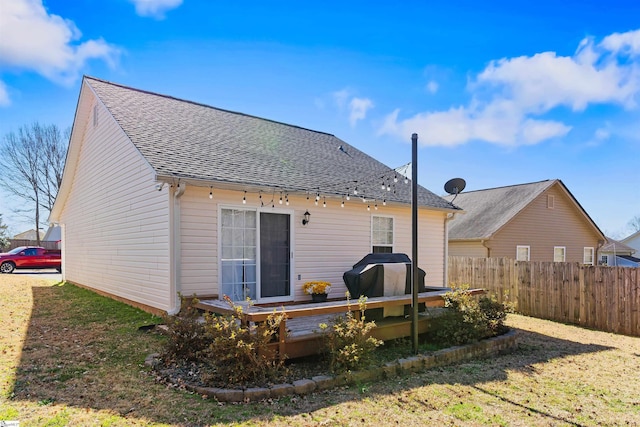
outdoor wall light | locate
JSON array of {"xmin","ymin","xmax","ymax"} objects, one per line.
[{"xmin": 302, "ymin": 210, "xmax": 311, "ymax": 226}]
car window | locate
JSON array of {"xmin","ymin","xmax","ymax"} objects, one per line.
[
  {"xmin": 8, "ymin": 246, "xmax": 27, "ymax": 255},
  {"xmin": 24, "ymin": 248, "xmax": 38, "ymax": 256}
]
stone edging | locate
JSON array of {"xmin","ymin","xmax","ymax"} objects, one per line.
[{"xmin": 145, "ymin": 329, "xmax": 518, "ymax": 403}]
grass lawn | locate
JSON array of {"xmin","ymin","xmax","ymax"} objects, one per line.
[{"xmin": 1, "ymin": 274, "xmax": 639, "ymax": 426}]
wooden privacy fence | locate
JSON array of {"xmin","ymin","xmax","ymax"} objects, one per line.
[
  {"xmin": 8, "ymin": 239, "xmax": 60, "ymax": 250},
  {"xmin": 448, "ymin": 257, "xmax": 640, "ymax": 337}
]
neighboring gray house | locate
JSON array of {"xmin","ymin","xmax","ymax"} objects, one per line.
[
  {"xmin": 445, "ymin": 180, "xmax": 606, "ymax": 264},
  {"xmin": 13, "ymin": 229, "xmax": 44, "ymax": 241},
  {"xmin": 621, "ymin": 230, "xmax": 640, "ymax": 254},
  {"xmin": 600, "ymin": 237, "xmax": 639, "ymax": 267},
  {"xmin": 49, "ymin": 76, "xmax": 460, "ymax": 314}
]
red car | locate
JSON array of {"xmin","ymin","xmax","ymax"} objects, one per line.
[{"xmin": 0, "ymin": 246, "xmax": 62, "ymax": 274}]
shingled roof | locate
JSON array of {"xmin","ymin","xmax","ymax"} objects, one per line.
[
  {"xmin": 444, "ymin": 180, "xmax": 559, "ymax": 240},
  {"xmin": 85, "ymin": 76, "xmax": 455, "ymax": 210}
]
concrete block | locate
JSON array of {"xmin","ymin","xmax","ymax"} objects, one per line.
[{"xmin": 293, "ymin": 379, "xmax": 316, "ymax": 394}]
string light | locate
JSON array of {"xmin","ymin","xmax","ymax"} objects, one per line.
[
  {"xmin": 209, "ymin": 187, "xmax": 213, "ymax": 199},
  {"xmin": 367, "ymin": 204, "xmax": 371, "ymax": 211},
  {"xmin": 259, "ymin": 191, "xmax": 263, "ymax": 207},
  {"xmin": 381, "ymin": 180, "xmax": 386, "ymax": 190},
  {"xmin": 323, "ymin": 196, "xmax": 327, "ymax": 208},
  {"xmin": 374, "ymin": 202, "xmax": 378, "ymax": 210},
  {"xmin": 383, "ymin": 199, "xmax": 386, "ymax": 206},
  {"xmin": 404, "ymin": 177, "xmax": 409, "ymax": 184},
  {"xmin": 285, "ymin": 193, "xmax": 289, "ymax": 206},
  {"xmin": 279, "ymin": 192, "xmax": 283, "ymax": 205},
  {"xmin": 394, "ymin": 173, "xmax": 398, "ymax": 183},
  {"xmin": 242, "ymin": 191, "xmax": 246, "ymax": 204},
  {"xmin": 341, "ymin": 196, "xmax": 345, "ymax": 208}
]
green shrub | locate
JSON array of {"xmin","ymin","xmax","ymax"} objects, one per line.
[
  {"xmin": 162, "ymin": 296, "xmax": 207, "ymax": 362},
  {"xmin": 320, "ymin": 293, "xmax": 383, "ymax": 373},
  {"xmin": 197, "ymin": 296, "xmax": 287, "ymax": 385},
  {"xmin": 427, "ymin": 285, "xmax": 512, "ymax": 346},
  {"xmin": 162, "ymin": 295, "xmax": 287, "ymax": 386}
]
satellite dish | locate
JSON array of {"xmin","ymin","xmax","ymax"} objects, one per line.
[{"xmin": 444, "ymin": 178, "xmax": 466, "ymax": 202}]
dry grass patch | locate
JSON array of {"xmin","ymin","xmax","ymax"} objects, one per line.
[{"xmin": 1, "ymin": 275, "xmax": 639, "ymax": 426}]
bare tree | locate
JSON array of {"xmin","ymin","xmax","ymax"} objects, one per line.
[
  {"xmin": 628, "ymin": 215, "xmax": 640, "ymax": 233},
  {"xmin": 0, "ymin": 123, "xmax": 68, "ymax": 245},
  {"xmin": 38, "ymin": 126, "xmax": 69, "ymax": 212},
  {"xmin": 0, "ymin": 214, "xmax": 8, "ymax": 251}
]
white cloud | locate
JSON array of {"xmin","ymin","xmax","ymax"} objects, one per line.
[
  {"xmin": 130, "ymin": 0, "xmax": 183, "ymax": 19},
  {"xmin": 348, "ymin": 97, "xmax": 374, "ymax": 127},
  {"xmin": 426, "ymin": 80, "xmax": 439, "ymax": 94},
  {"xmin": 600, "ymin": 29, "xmax": 640, "ymax": 56},
  {"xmin": 331, "ymin": 88, "xmax": 374, "ymax": 127},
  {"xmin": 380, "ymin": 29, "xmax": 640, "ymax": 147},
  {"xmin": 595, "ymin": 127, "xmax": 611, "ymax": 141},
  {"xmin": 0, "ymin": 0, "xmax": 120, "ymax": 92},
  {"xmin": 332, "ymin": 88, "xmax": 351, "ymax": 109},
  {"xmin": 379, "ymin": 104, "xmax": 570, "ymax": 146},
  {"xmin": 0, "ymin": 81, "xmax": 10, "ymax": 106}
]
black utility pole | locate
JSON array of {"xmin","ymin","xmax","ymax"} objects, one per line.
[{"xmin": 411, "ymin": 133, "xmax": 419, "ymax": 353}]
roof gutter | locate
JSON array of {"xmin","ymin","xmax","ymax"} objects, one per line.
[{"xmin": 167, "ymin": 181, "xmax": 186, "ymax": 315}]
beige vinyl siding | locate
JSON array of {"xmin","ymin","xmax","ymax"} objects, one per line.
[
  {"xmin": 180, "ymin": 186, "xmax": 218, "ymax": 296},
  {"xmin": 178, "ymin": 188, "xmax": 447, "ymax": 301},
  {"xmin": 489, "ymin": 185, "xmax": 600, "ymax": 262},
  {"xmin": 58, "ymin": 99, "xmax": 171, "ymax": 310},
  {"xmin": 448, "ymin": 241, "xmax": 488, "ymax": 258}
]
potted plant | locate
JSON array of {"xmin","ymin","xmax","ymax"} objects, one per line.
[{"xmin": 302, "ymin": 281, "xmax": 331, "ymax": 302}]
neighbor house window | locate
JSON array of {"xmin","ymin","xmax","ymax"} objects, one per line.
[
  {"xmin": 93, "ymin": 105, "xmax": 99, "ymax": 127},
  {"xmin": 554, "ymin": 246, "xmax": 566, "ymax": 262},
  {"xmin": 372, "ymin": 216, "xmax": 393, "ymax": 253},
  {"xmin": 516, "ymin": 245, "xmax": 530, "ymax": 261},
  {"xmin": 547, "ymin": 195, "xmax": 555, "ymax": 209},
  {"xmin": 583, "ymin": 247, "xmax": 594, "ymax": 265},
  {"xmin": 600, "ymin": 255, "xmax": 608, "ymax": 265}
]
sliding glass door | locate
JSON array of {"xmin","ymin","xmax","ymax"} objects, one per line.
[{"xmin": 220, "ymin": 208, "xmax": 292, "ymax": 302}]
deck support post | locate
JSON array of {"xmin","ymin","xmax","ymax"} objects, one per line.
[{"xmin": 411, "ymin": 133, "xmax": 419, "ymax": 353}]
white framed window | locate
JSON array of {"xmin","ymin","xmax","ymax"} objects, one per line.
[
  {"xmin": 600, "ymin": 255, "xmax": 608, "ymax": 265},
  {"xmin": 554, "ymin": 246, "xmax": 566, "ymax": 262},
  {"xmin": 516, "ymin": 245, "xmax": 530, "ymax": 261},
  {"xmin": 583, "ymin": 247, "xmax": 594, "ymax": 265},
  {"xmin": 372, "ymin": 216, "xmax": 394, "ymax": 253}
]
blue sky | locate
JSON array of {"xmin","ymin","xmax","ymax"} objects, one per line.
[{"xmin": 1, "ymin": 0, "xmax": 639, "ymax": 238}]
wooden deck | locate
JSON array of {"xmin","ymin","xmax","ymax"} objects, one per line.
[{"xmin": 195, "ymin": 288, "xmax": 485, "ymax": 359}]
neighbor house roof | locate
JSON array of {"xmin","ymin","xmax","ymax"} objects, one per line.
[
  {"xmin": 444, "ymin": 179, "xmax": 604, "ymax": 241},
  {"xmin": 601, "ymin": 237, "xmax": 636, "ymax": 255},
  {"xmin": 79, "ymin": 76, "xmax": 455, "ymax": 211},
  {"xmin": 621, "ymin": 229, "xmax": 640, "ymax": 245}
]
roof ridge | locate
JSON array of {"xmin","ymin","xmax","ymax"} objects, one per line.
[
  {"xmin": 83, "ymin": 75, "xmax": 337, "ymax": 138},
  {"xmin": 458, "ymin": 179, "xmax": 555, "ymax": 194}
]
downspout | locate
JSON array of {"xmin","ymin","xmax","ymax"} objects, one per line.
[
  {"xmin": 482, "ymin": 240, "xmax": 491, "ymax": 257},
  {"xmin": 168, "ymin": 181, "xmax": 186, "ymax": 315},
  {"xmin": 444, "ymin": 212, "xmax": 457, "ymax": 287}
]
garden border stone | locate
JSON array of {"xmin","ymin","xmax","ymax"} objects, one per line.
[{"xmin": 147, "ymin": 328, "xmax": 519, "ymax": 403}]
